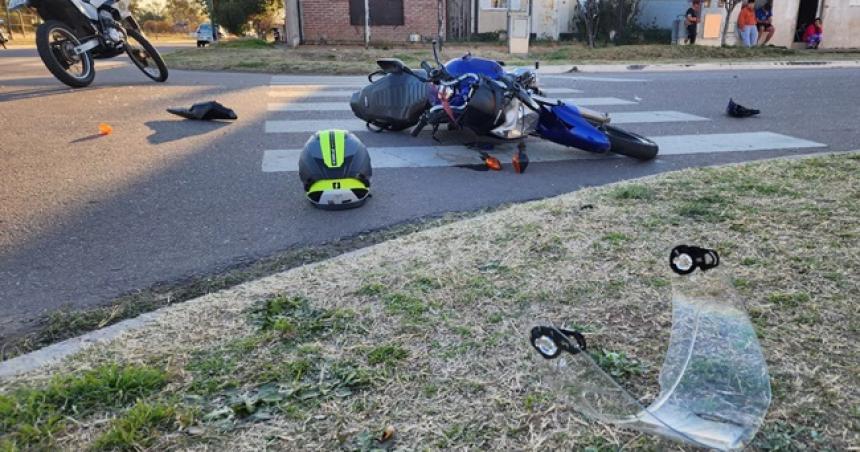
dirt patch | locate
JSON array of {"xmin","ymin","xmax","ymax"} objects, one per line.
[{"xmin": 2, "ymin": 154, "xmax": 858, "ymax": 450}]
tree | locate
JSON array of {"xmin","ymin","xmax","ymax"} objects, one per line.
[
  {"xmin": 720, "ymin": 0, "xmax": 743, "ymax": 46},
  {"xmin": 575, "ymin": 0, "xmax": 601, "ymax": 48},
  {"xmin": 165, "ymin": 0, "xmax": 204, "ymax": 31},
  {"xmin": 202, "ymin": 0, "xmax": 282, "ymax": 36},
  {"xmin": 603, "ymin": 0, "xmax": 642, "ymax": 44}
]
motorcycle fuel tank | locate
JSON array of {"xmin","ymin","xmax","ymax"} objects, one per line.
[{"xmin": 444, "ymin": 54, "xmax": 505, "ymax": 79}]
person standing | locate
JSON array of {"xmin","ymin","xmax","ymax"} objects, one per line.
[
  {"xmin": 756, "ymin": 1, "xmax": 775, "ymax": 46},
  {"xmin": 685, "ymin": 0, "xmax": 702, "ymax": 45},
  {"xmin": 737, "ymin": 0, "xmax": 759, "ymax": 48},
  {"xmin": 803, "ymin": 18, "xmax": 823, "ymax": 49}
]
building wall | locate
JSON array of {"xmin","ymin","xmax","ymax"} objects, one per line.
[
  {"xmin": 656, "ymin": 0, "xmax": 859, "ymax": 49},
  {"xmin": 640, "ymin": 0, "xmax": 688, "ymax": 29},
  {"xmin": 477, "ymin": 0, "xmax": 527, "ymax": 33},
  {"xmin": 300, "ymin": 0, "xmax": 444, "ymax": 43},
  {"xmin": 770, "ymin": 0, "xmax": 801, "ymax": 47},
  {"xmin": 532, "ymin": 0, "xmax": 559, "ymax": 39}
]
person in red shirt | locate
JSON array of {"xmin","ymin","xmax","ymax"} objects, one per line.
[
  {"xmin": 737, "ymin": 0, "xmax": 759, "ymax": 48},
  {"xmin": 803, "ymin": 18, "xmax": 823, "ymax": 49}
]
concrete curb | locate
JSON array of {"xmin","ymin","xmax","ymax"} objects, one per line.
[
  {"xmin": 1, "ymin": 150, "xmax": 857, "ymax": 380},
  {"xmin": 536, "ymin": 59, "xmax": 860, "ymax": 74},
  {"xmin": 0, "ymin": 247, "xmax": 373, "ymax": 380}
]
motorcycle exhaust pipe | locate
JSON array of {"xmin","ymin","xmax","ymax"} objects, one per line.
[{"xmin": 578, "ymin": 106, "xmax": 611, "ymax": 125}]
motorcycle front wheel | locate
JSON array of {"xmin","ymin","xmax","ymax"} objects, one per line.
[
  {"xmin": 36, "ymin": 21, "xmax": 95, "ymax": 88},
  {"xmin": 603, "ymin": 125, "xmax": 659, "ymax": 160},
  {"xmin": 125, "ymin": 28, "xmax": 168, "ymax": 82}
]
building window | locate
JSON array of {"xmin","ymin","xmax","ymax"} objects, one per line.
[
  {"xmin": 349, "ymin": 0, "xmax": 405, "ymax": 26},
  {"xmin": 481, "ymin": 0, "xmax": 522, "ymax": 10}
]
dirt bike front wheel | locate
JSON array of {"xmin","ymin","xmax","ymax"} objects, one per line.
[{"xmin": 125, "ymin": 28, "xmax": 168, "ymax": 82}]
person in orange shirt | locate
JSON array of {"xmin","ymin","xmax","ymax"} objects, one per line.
[{"xmin": 737, "ymin": 0, "xmax": 759, "ymax": 48}]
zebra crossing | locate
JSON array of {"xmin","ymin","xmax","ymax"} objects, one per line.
[{"xmin": 261, "ymin": 75, "xmax": 827, "ymax": 172}]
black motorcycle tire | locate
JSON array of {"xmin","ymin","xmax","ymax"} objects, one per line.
[
  {"xmin": 36, "ymin": 21, "xmax": 95, "ymax": 88},
  {"xmin": 125, "ymin": 28, "xmax": 168, "ymax": 82},
  {"xmin": 603, "ymin": 124, "xmax": 659, "ymax": 160}
]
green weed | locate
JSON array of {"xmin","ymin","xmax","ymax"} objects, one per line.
[
  {"xmin": 610, "ymin": 184, "xmax": 654, "ymax": 200},
  {"xmin": 367, "ymin": 345, "xmax": 409, "ymax": 366},
  {"xmin": 0, "ymin": 365, "xmax": 166, "ymax": 449},
  {"xmin": 93, "ymin": 401, "xmax": 190, "ymax": 451}
]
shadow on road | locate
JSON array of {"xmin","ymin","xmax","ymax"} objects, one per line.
[
  {"xmin": 145, "ymin": 119, "xmax": 232, "ymax": 144},
  {"xmin": 0, "ymin": 85, "xmax": 83, "ymax": 102},
  {"xmin": 69, "ymin": 133, "xmax": 110, "ymax": 144}
]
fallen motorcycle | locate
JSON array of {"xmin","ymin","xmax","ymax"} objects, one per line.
[
  {"xmin": 8, "ymin": 0, "xmax": 167, "ymax": 88},
  {"xmin": 351, "ymin": 41, "xmax": 658, "ymax": 162}
]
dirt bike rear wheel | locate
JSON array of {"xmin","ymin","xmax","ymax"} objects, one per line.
[{"xmin": 36, "ymin": 21, "xmax": 95, "ymax": 88}]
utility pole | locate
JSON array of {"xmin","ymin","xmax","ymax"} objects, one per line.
[
  {"xmin": 364, "ymin": 0, "xmax": 370, "ymax": 48},
  {"xmin": 206, "ymin": 0, "xmax": 218, "ymax": 41}
]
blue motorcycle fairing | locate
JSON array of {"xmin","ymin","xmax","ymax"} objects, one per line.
[
  {"xmin": 536, "ymin": 103, "xmax": 611, "ymax": 153},
  {"xmin": 444, "ymin": 54, "xmax": 505, "ymax": 79},
  {"xmin": 426, "ymin": 83, "xmax": 471, "ymax": 109}
]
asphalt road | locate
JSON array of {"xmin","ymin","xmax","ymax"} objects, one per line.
[{"xmin": 1, "ymin": 45, "xmax": 858, "ymax": 341}]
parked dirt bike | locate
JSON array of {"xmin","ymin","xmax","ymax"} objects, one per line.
[
  {"xmin": 351, "ymin": 41, "xmax": 658, "ymax": 161},
  {"xmin": 8, "ymin": 0, "xmax": 168, "ymax": 88}
]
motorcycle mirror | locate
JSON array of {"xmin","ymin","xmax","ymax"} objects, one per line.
[
  {"xmin": 432, "ymin": 40, "xmax": 442, "ymax": 65},
  {"xmin": 376, "ymin": 58, "xmax": 406, "ymax": 74}
]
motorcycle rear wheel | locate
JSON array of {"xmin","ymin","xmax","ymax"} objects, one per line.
[
  {"xmin": 125, "ymin": 28, "xmax": 168, "ymax": 82},
  {"xmin": 603, "ymin": 124, "xmax": 659, "ymax": 160},
  {"xmin": 36, "ymin": 21, "xmax": 95, "ymax": 88}
]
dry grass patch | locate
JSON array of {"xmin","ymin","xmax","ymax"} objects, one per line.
[
  {"xmin": 165, "ymin": 40, "xmax": 860, "ymax": 75},
  {"xmin": 1, "ymin": 153, "xmax": 858, "ymax": 450}
]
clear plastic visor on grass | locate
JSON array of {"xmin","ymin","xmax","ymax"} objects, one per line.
[{"xmin": 530, "ymin": 246, "xmax": 771, "ymax": 451}]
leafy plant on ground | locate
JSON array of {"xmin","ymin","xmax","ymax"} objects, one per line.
[
  {"xmin": 256, "ymin": 295, "xmax": 359, "ymax": 342},
  {"xmin": 201, "ymin": 357, "xmax": 376, "ymax": 426},
  {"xmin": 589, "ymin": 350, "xmax": 644, "ymax": 380}
]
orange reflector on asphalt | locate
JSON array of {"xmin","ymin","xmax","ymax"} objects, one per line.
[{"xmin": 483, "ymin": 155, "xmax": 502, "ymax": 171}]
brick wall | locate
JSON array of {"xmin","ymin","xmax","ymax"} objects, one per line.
[{"xmin": 300, "ymin": 0, "xmax": 445, "ymax": 43}]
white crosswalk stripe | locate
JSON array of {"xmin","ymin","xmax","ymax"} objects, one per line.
[
  {"xmin": 267, "ymin": 97, "xmax": 635, "ymax": 112},
  {"xmin": 261, "ymin": 132, "xmax": 826, "ymax": 172},
  {"xmin": 264, "ymin": 110, "xmax": 706, "ymax": 133},
  {"xmin": 270, "ymin": 75, "xmax": 368, "ymax": 85},
  {"xmin": 541, "ymin": 75, "xmax": 650, "ymax": 83},
  {"xmin": 269, "ymin": 90, "xmax": 360, "ymax": 98},
  {"xmin": 267, "ymin": 87, "xmax": 584, "ymax": 98}
]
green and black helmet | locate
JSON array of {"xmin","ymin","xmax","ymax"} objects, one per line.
[{"xmin": 298, "ymin": 130, "xmax": 372, "ymax": 210}]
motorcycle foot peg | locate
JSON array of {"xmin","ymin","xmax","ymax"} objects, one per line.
[{"xmin": 512, "ymin": 149, "xmax": 529, "ymax": 174}]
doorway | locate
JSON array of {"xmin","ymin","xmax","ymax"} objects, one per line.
[
  {"xmin": 794, "ymin": 0, "xmax": 819, "ymax": 41},
  {"xmin": 447, "ymin": 0, "xmax": 472, "ymax": 40}
]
